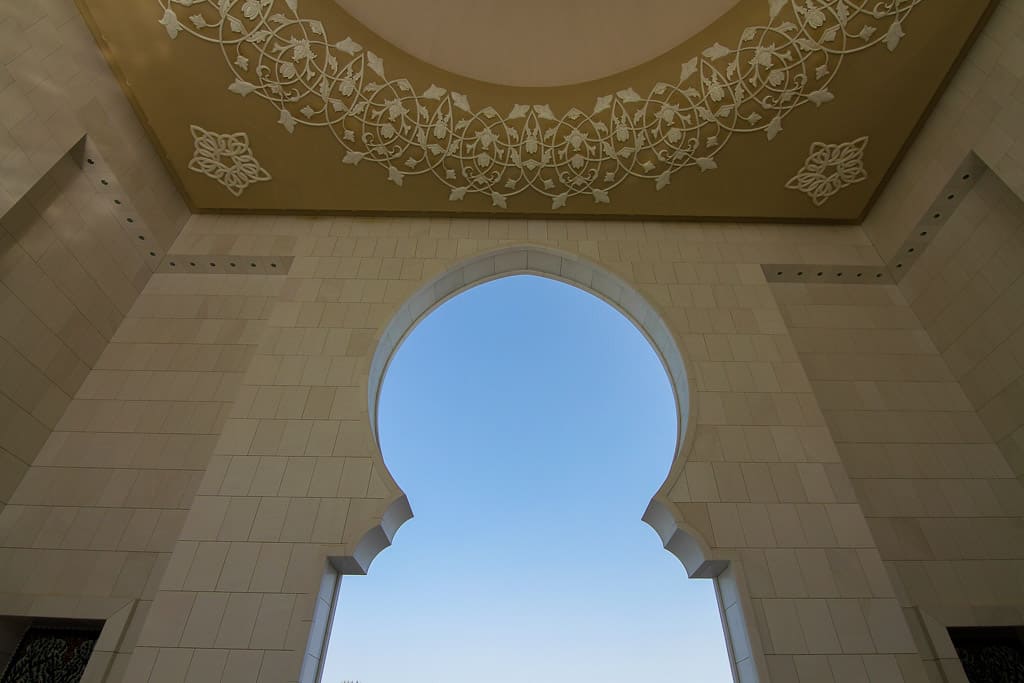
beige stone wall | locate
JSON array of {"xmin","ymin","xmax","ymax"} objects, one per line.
[
  {"xmin": 0, "ymin": 263, "xmax": 280, "ymax": 679},
  {"xmin": 771, "ymin": 278, "xmax": 1024, "ymax": 681},
  {"xmin": 0, "ymin": 0, "xmax": 191, "ymax": 511},
  {"xmin": 98, "ymin": 212, "xmax": 921, "ymax": 683},
  {"xmin": 784, "ymin": 5, "xmax": 1024, "ymax": 673},
  {"xmin": 897, "ymin": 171, "xmax": 1024, "ymax": 478},
  {"xmin": 0, "ymin": 143, "xmax": 167, "ymax": 509},
  {"xmin": 11, "ymin": 204, "xmax": 1019, "ymax": 683}
]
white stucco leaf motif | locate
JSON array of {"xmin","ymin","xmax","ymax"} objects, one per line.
[
  {"xmin": 679, "ymin": 57, "xmax": 699, "ymax": 83},
  {"xmin": 533, "ymin": 104, "xmax": 556, "ymax": 120},
  {"xmin": 508, "ymin": 104, "xmax": 531, "ymax": 119},
  {"xmin": 159, "ymin": 8, "xmax": 180, "ymax": 38},
  {"xmin": 786, "ymin": 136, "xmax": 869, "ymax": 206},
  {"xmin": 807, "ymin": 88, "xmax": 834, "ymax": 106},
  {"xmin": 277, "ymin": 109, "xmax": 296, "ymax": 133},
  {"xmin": 696, "ymin": 158, "xmax": 718, "ymax": 172},
  {"xmin": 228, "ymin": 78, "xmax": 257, "ymax": 96},
  {"xmin": 703, "ymin": 43, "xmax": 731, "ymax": 60},
  {"xmin": 187, "ymin": 125, "xmax": 271, "ymax": 197},
  {"xmin": 422, "ymin": 85, "xmax": 447, "ymax": 100},
  {"xmin": 367, "ymin": 51, "xmax": 385, "ymax": 78},
  {"xmin": 885, "ymin": 20, "xmax": 905, "ymax": 51},
  {"xmin": 343, "ymin": 151, "xmax": 364, "ymax": 165},
  {"xmin": 451, "ymin": 92, "xmax": 471, "ymax": 112},
  {"xmin": 335, "ymin": 37, "xmax": 362, "ymax": 54}
]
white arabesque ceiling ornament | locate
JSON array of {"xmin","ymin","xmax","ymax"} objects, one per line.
[{"xmin": 158, "ymin": 0, "xmax": 921, "ymax": 209}]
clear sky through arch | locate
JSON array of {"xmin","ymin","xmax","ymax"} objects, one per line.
[{"xmin": 322, "ymin": 274, "xmax": 733, "ymax": 683}]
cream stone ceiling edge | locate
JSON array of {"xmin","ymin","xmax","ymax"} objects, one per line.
[
  {"xmin": 331, "ymin": 0, "xmax": 743, "ymax": 87},
  {"xmin": 76, "ymin": 0, "xmax": 993, "ymax": 219}
]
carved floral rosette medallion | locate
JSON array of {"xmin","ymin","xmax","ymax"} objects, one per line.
[
  {"xmin": 187, "ymin": 125, "xmax": 272, "ymax": 197},
  {"xmin": 786, "ymin": 136, "xmax": 869, "ymax": 206},
  {"xmin": 159, "ymin": 0, "xmax": 920, "ymax": 209}
]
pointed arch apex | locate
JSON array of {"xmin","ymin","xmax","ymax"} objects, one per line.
[{"xmin": 368, "ymin": 245, "xmax": 694, "ymax": 470}]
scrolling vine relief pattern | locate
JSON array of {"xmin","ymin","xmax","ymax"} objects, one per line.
[{"xmin": 158, "ymin": 0, "xmax": 921, "ymax": 208}]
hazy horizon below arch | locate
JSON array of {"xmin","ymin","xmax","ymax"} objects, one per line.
[{"xmin": 322, "ymin": 275, "xmax": 733, "ymax": 683}]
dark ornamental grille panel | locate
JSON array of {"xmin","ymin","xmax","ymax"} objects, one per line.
[
  {"xmin": 950, "ymin": 627, "xmax": 1024, "ymax": 683},
  {"xmin": 0, "ymin": 626, "xmax": 100, "ymax": 683}
]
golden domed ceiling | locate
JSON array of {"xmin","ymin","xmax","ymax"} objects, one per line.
[
  {"xmin": 76, "ymin": 0, "xmax": 993, "ymax": 220},
  {"xmin": 331, "ymin": 0, "xmax": 741, "ymax": 87}
]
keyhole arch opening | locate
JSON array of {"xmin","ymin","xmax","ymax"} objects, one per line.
[{"xmin": 307, "ymin": 245, "xmax": 763, "ymax": 683}]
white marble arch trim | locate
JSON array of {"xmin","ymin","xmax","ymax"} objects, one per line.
[{"xmin": 366, "ymin": 245, "xmax": 689, "ymax": 462}]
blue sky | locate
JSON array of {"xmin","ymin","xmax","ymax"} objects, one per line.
[{"xmin": 322, "ymin": 275, "xmax": 732, "ymax": 683}]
